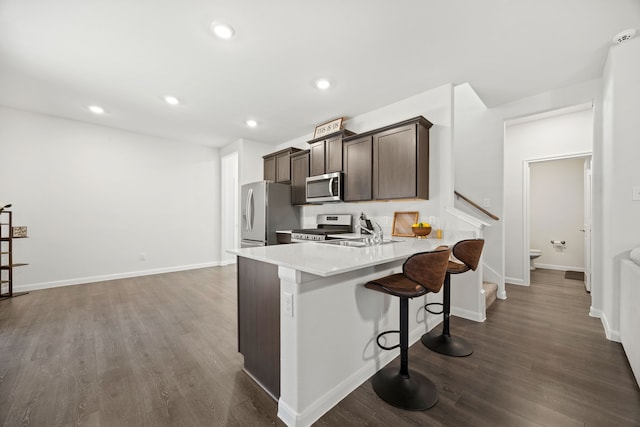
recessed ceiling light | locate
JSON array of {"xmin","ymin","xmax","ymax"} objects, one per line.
[
  {"xmin": 164, "ymin": 95, "xmax": 180, "ymax": 105},
  {"xmin": 315, "ymin": 78, "xmax": 331, "ymax": 90},
  {"xmin": 245, "ymin": 119, "xmax": 258, "ymax": 128},
  {"xmin": 88, "ymin": 105, "xmax": 105, "ymax": 114},
  {"xmin": 211, "ymin": 22, "xmax": 235, "ymax": 40}
]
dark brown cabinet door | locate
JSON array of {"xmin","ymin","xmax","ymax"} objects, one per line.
[
  {"xmin": 370, "ymin": 119, "xmax": 430, "ymax": 200},
  {"xmin": 325, "ymin": 135, "xmax": 343, "ymax": 173},
  {"xmin": 343, "ymin": 135, "xmax": 372, "ymax": 201},
  {"xmin": 264, "ymin": 155, "xmax": 276, "ymax": 181},
  {"xmin": 290, "ymin": 151, "xmax": 309, "ymax": 205},
  {"xmin": 276, "ymin": 152, "xmax": 291, "ymax": 183},
  {"xmin": 309, "ymin": 141, "xmax": 325, "ymax": 176},
  {"xmin": 373, "ymin": 124, "xmax": 417, "ymax": 200}
]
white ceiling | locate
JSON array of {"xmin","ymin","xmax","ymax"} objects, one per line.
[{"xmin": 1, "ymin": 0, "xmax": 638, "ymax": 147}]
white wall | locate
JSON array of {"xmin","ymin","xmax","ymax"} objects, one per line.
[
  {"xmin": 453, "ymin": 83, "xmax": 504, "ymax": 288},
  {"xmin": 0, "ymin": 106, "xmax": 220, "ymax": 290},
  {"xmin": 504, "ymin": 107, "xmax": 593, "ymax": 284},
  {"xmin": 599, "ymin": 37, "xmax": 640, "ymax": 340},
  {"xmin": 220, "ymin": 152, "xmax": 239, "ymax": 265},
  {"xmin": 220, "ymin": 138, "xmax": 273, "ymax": 186},
  {"xmin": 530, "ymin": 158, "xmax": 585, "ymax": 271}
]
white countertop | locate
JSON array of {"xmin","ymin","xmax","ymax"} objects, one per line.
[{"xmin": 228, "ymin": 234, "xmax": 468, "ymax": 277}]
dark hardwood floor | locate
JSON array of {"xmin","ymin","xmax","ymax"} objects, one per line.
[{"xmin": 1, "ymin": 267, "xmax": 638, "ymax": 426}]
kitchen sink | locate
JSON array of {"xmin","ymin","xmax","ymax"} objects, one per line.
[{"xmin": 318, "ymin": 238, "xmax": 400, "ymax": 247}]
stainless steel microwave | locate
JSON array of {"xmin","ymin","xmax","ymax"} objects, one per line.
[{"xmin": 306, "ymin": 172, "xmax": 343, "ymax": 203}]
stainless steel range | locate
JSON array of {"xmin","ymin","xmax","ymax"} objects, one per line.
[{"xmin": 291, "ymin": 214, "xmax": 352, "ymax": 242}]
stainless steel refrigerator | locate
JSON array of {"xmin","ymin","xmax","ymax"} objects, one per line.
[{"xmin": 240, "ymin": 181, "xmax": 300, "ymax": 247}]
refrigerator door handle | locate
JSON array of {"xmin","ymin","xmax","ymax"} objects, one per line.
[
  {"xmin": 243, "ymin": 189, "xmax": 251, "ymax": 231},
  {"xmin": 248, "ymin": 188, "xmax": 254, "ymax": 231}
]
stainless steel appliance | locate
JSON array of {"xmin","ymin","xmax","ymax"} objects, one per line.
[
  {"xmin": 306, "ymin": 172, "xmax": 342, "ymax": 203},
  {"xmin": 291, "ymin": 214, "xmax": 352, "ymax": 242},
  {"xmin": 241, "ymin": 181, "xmax": 300, "ymax": 248}
]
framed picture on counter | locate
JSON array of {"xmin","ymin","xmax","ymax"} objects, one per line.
[{"xmin": 392, "ymin": 211, "xmax": 418, "ymax": 237}]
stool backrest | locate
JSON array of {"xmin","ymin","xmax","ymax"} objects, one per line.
[
  {"xmin": 403, "ymin": 248, "xmax": 451, "ymax": 293},
  {"xmin": 452, "ymin": 239, "xmax": 485, "ymax": 271}
]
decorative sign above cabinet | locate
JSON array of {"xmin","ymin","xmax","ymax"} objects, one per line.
[{"xmin": 313, "ymin": 117, "xmax": 344, "ymax": 139}]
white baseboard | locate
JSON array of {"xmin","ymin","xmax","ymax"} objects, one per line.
[
  {"xmin": 451, "ymin": 306, "xmax": 485, "ymax": 322},
  {"xmin": 14, "ymin": 262, "xmax": 221, "ymax": 293},
  {"xmin": 219, "ymin": 258, "xmax": 237, "ymax": 266},
  {"xmin": 534, "ymin": 263, "xmax": 584, "ymax": 272},
  {"xmin": 505, "ymin": 276, "xmax": 527, "ymax": 286},
  {"xmin": 600, "ymin": 312, "xmax": 621, "ymax": 343}
]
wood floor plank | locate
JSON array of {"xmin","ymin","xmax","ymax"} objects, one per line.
[{"xmin": 1, "ymin": 266, "xmax": 639, "ymax": 426}]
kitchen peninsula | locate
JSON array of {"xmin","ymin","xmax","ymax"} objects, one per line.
[{"xmin": 228, "ymin": 233, "xmax": 472, "ymax": 427}]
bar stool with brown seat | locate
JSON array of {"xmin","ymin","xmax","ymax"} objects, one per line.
[
  {"xmin": 421, "ymin": 239, "xmax": 484, "ymax": 357},
  {"xmin": 365, "ymin": 248, "xmax": 451, "ymax": 410}
]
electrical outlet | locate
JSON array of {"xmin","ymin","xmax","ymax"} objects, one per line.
[
  {"xmin": 482, "ymin": 198, "xmax": 492, "ymax": 208},
  {"xmin": 633, "ymin": 186, "xmax": 640, "ymax": 201},
  {"xmin": 283, "ymin": 292, "xmax": 293, "ymax": 317},
  {"xmin": 139, "ymin": 252, "xmax": 146, "ymax": 261}
]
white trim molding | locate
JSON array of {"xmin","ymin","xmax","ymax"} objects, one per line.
[
  {"xmin": 505, "ymin": 277, "xmax": 527, "ymax": 286},
  {"xmin": 599, "ymin": 312, "xmax": 621, "ymax": 343},
  {"xmin": 14, "ymin": 262, "xmax": 221, "ymax": 292}
]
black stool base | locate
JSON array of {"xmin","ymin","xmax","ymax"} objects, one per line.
[
  {"xmin": 371, "ymin": 366, "xmax": 438, "ymax": 410},
  {"xmin": 421, "ymin": 331, "xmax": 473, "ymax": 357}
]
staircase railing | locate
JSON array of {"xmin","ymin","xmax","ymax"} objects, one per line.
[{"xmin": 454, "ymin": 191, "xmax": 500, "ymax": 221}]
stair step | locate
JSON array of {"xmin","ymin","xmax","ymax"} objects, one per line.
[{"xmin": 483, "ymin": 281, "xmax": 498, "ymax": 310}]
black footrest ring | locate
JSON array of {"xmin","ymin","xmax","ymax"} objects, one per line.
[
  {"xmin": 376, "ymin": 330, "xmax": 400, "ymax": 351},
  {"xmin": 425, "ymin": 302, "xmax": 443, "ymax": 315}
]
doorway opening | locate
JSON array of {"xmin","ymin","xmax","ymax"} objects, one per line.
[{"xmin": 524, "ymin": 154, "xmax": 592, "ymax": 292}]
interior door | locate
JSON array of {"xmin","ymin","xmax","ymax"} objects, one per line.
[{"xmin": 583, "ymin": 162, "xmax": 592, "ymax": 292}]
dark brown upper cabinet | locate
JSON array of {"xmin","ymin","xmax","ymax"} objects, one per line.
[
  {"xmin": 307, "ymin": 130, "xmax": 355, "ymax": 177},
  {"xmin": 290, "ymin": 150, "xmax": 310, "ymax": 205},
  {"xmin": 263, "ymin": 147, "xmax": 302, "ymax": 183},
  {"xmin": 343, "ymin": 135, "xmax": 373, "ymax": 202},
  {"xmin": 373, "ymin": 118, "xmax": 431, "ymax": 200},
  {"xmin": 343, "ymin": 116, "xmax": 432, "ymax": 201}
]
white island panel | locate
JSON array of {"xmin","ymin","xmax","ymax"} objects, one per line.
[{"xmin": 277, "ymin": 261, "xmax": 443, "ymax": 427}]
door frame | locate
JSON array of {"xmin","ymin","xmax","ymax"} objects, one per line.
[
  {"xmin": 522, "ymin": 152, "xmax": 592, "ymax": 287},
  {"xmin": 583, "ymin": 161, "xmax": 592, "ymax": 291}
]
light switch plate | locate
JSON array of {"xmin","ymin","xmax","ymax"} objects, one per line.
[{"xmin": 633, "ymin": 186, "xmax": 640, "ymax": 201}]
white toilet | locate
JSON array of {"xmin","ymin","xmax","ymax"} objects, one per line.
[{"xmin": 530, "ymin": 249, "xmax": 542, "ymax": 270}]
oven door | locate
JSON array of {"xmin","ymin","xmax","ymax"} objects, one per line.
[{"xmin": 306, "ymin": 172, "xmax": 342, "ymax": 203}]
